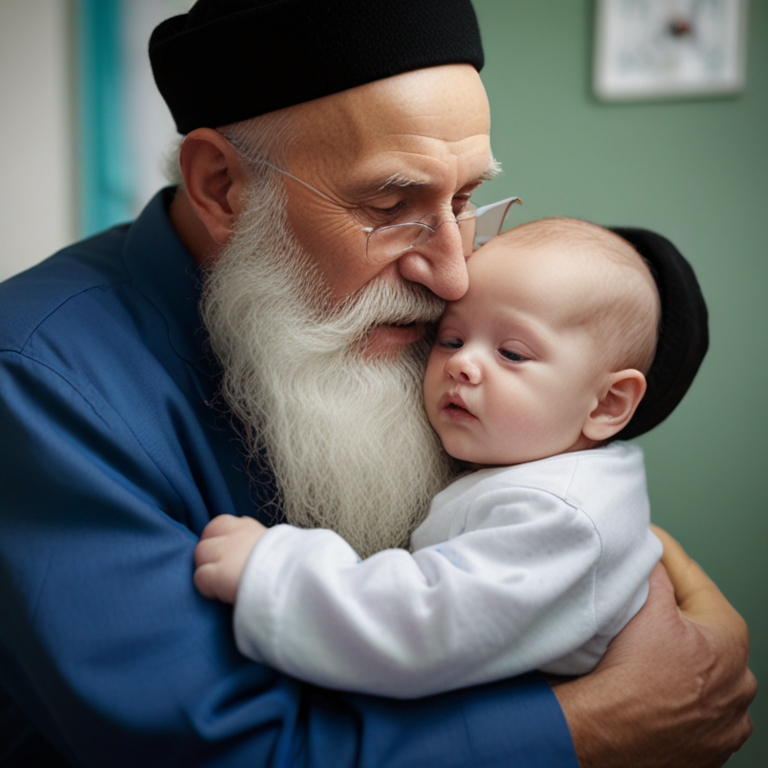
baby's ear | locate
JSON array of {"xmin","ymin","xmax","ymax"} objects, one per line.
[{"xmin": 582, "ymin": 370, "xmax": 647, "ymax": 442}]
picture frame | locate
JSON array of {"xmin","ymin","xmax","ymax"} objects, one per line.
[{"xmin": 593, "ymin": 0, "xmax": 749, "ymax": 101}]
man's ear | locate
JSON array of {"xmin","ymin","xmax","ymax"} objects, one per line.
[
  {"xmin": 179, "ymin": 128, "xmax": 251, "ymax": 246},
  {"xmin": 582, "ymin": 370, "xmax": 647, "ymax": 443}
]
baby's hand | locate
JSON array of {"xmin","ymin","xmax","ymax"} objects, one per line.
[{"xmin": 194, "ymin": 514, "xmax": 267, "ymax": 604}]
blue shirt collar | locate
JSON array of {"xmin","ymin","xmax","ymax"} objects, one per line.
[{"xmin": 122, "ymin": 187, "xmax": 209, "ymax": 374}]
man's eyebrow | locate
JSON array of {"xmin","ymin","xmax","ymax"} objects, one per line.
[
  {"xmin": 344, "ymin": 174, "xmax": 430, "ymax": 197},
  {"xmin": 378, "ymin": 173, "xmax": 430, "ymax": 191},
  {"xmin": 382, "ymin": 159, "xmax": 503, "ymax": 189},
  {"xmin": 339, "ymin": 174, "xmax": 427, "ymax": 200},
  {"xmin": 478, "ymin": 158, "xmax": 503, "ymax": 182},
  {"xmin": 347, "ymin": 158, "xmax": 503, "ymax": 198}
]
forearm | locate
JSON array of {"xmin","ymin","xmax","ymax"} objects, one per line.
[
  {"xmin": 0, "ymin": 356, "xmax": 580, "ymax": 766},
  {"xmin": 235, "ymin": 518, "xmax": 617, "ymax": 698},
  {"xmin": 234, "ymin": 523, "xmax": 468, "ymax": 697},
  {"xmin": 235, "ymin": 480, "xmax": 663, "ymax": 699},
  {"xmin": 1, "ymin": 488, "xmax": 579, "ymax": 767}
]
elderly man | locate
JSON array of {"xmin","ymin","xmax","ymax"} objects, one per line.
[{"xmin": 0, "ymin": 0, "xmax": 755, "ymax": 766}]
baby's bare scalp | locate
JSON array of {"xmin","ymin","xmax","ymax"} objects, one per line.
[{"xmin": 490, "ymin": 217, "xmax": 661, "ymax": 374}]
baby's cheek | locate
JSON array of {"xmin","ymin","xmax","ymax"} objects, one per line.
[{"xmin": 422, "ymin": 357, "xmax": 441, "ymax": 399}]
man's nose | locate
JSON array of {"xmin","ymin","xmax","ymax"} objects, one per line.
[
  {"xmin": 445, "ymin": 348, "xmax": 481, "ymax": 384},
  {"xmin": 395, "ymin": 221, "xmax": 469, "ymax": 301}
]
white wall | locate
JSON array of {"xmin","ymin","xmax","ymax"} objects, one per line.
[
  {"xmin": 0, "ymin": 0, "xmax": 76, "ymax": 282},
  {"xmin": 123, "ymin": 0, "xmax": 191, "ymax": 217}
]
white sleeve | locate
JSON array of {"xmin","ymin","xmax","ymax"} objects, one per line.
[{"xmin": 233, "ymin": 488, "xmax": 608, "ymax": 699}]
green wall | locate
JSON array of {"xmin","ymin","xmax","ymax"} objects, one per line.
[{"xmin": 472, "ymin": 2, "xmax": 766, "ymax": 764}]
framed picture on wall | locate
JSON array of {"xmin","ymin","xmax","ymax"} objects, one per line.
[{"xmin": 593, "ymin": 0, "xmax": 749, "ymax": 101}]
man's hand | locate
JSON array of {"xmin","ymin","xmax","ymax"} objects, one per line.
[
  {"xmin": 194, "ymin": 515, "xmax": 268, "ymax": 604},
  {"xmin": 553, "ymin": 527, "xmax": 756, "ymax": 768}
]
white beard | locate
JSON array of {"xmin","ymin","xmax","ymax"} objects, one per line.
[{"xmin": 200, "ymin": 181, "xmax": 457, "ymax": 558}]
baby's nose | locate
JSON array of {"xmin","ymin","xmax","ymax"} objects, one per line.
[{"xmin": 446, "ymin": 350, "xmax": 481, "ymax": 384}]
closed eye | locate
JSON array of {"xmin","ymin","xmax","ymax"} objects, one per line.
[
  {"xmin": 365, "ymin": 200, "xmax": 408, "ymax": 222},
  {"xmin": 452, "ymin": 195, "xmax": 473, "ymax": 217},
  {"xmin": 500, "ymin": 349, "xmax": 528, "ymax": 363},
  {"xmin": 438, "ymin": 337, "xmax": 464, "ymax": 350}
]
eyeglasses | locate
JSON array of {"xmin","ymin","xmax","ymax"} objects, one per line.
[{"xmin": 222, "ymin": 134, "xmax": 521, "ymax": 263}]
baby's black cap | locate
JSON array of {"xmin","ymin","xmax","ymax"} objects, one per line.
[{"xmin": 609, "ymin": 227, "xmax": 709, "ymax": 440}]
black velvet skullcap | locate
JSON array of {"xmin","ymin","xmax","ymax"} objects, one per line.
[
  {"xmin": 608, "ymin": 227, "xmax": 709, "ymax": 440},
  {"xmin": 149, "ymin": 0, "xmax": 485, "ymax": 134}
]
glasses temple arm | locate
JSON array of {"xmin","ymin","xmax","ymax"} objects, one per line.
[{"xmin": 473, "ymin": 196, "xmax": 522, "ymax": 248}]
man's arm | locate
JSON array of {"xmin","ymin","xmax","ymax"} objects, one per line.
[
  {"xmin": 195, "ymin": 487, "xmax": 658, "ymax": 698},
  {"xmin": 554, "ymin": 528, "xmax": 756, "ymax": 768},
  {"xmin": 0, "ymin": 349, "xmax": 578, "ymax": 767},
  {"xmin": 0, "ymin": 351, "xmax": 754, "ymax": 767}
]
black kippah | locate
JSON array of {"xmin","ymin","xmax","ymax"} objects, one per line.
[
  {"xmin": 149, "ymin": 0, "xmax": 485, "ymax": 134},
  {"xmin": 609, "ymin": 227, "xmax": 709, "ymax": 440}
]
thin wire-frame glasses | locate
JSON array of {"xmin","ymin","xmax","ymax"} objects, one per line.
[
  {"xmin": 365, "ymin": 195, "xmax": 521, "ymax": 262},
  {"xmin": 222, "ymin": 133, "xmax": 520, "ymax": 262}
]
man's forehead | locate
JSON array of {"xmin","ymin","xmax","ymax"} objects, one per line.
[
  {"xmin": 297, "ymin": 65, "xmax": 490, "ymax": 142},
  {"xmin": 286, "ymin": 65, "xmax": 493, "ymax": 192}
]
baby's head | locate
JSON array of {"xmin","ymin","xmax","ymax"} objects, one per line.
[{"xmin": 423, "ymin": 217, "xmax": 662, "ymax": 468}]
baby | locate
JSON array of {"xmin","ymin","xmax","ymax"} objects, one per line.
[{"xmin": 194, "ymin": 217, "xmax": 706, "ymax": 698}]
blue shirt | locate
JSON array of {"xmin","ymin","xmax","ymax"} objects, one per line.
[{"xmin": 0, "ymin": 189, "xmax": 577, "ymax": 767}]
